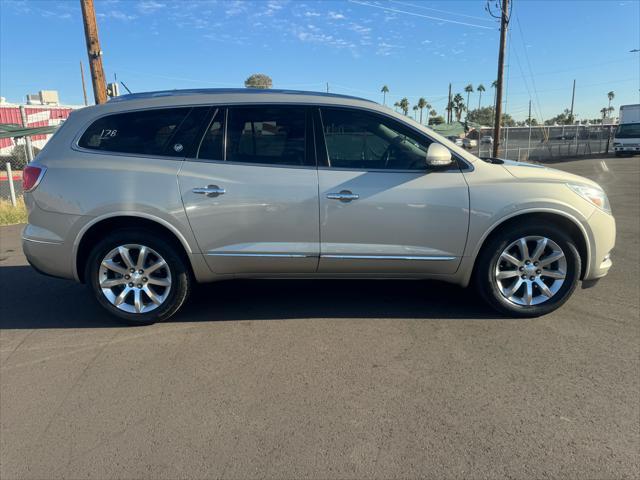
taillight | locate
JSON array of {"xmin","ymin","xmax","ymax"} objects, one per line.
[{"xmin": 23, "ymin": 165, "xmax": 46, "ymax": 192}]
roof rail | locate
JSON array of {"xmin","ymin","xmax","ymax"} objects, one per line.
[{"xmin": 108, "ymin": 88, "xmax": 375, "ymax": 104}]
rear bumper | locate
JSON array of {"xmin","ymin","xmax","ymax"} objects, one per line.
[{"xmin": 22, "ymin": 234, "xmax": 74, "ymax": 279}]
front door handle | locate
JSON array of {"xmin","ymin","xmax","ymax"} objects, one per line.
[
  {"xmin": 326, "ymin": 190, "xmax": 359, "ymax": 202},
  {"xmin": 192, "ymin": 185, "xmax": 225, "ymax": 197}
]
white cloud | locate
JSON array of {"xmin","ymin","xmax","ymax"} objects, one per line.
[
  {"xmin": 328, "ymin": 11, "xmax": 346, "ymax": 20},
  {"xmin": 304, "ymin": 11, "xmax": 321, "ymax": 17},
  {"xmin": 138, "ymin": 1, "xmax": 165, "ymax": 14},
  {"xmin": 97, "ymin": 10, "xmax": 136, "ymax": 21}
]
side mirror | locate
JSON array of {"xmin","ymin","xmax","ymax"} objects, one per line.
[{"xmin": 426, "ymin": 143, "xmax": 454, "ymax": 168}]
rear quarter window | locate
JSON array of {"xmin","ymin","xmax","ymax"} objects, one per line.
[{"xmin": 78, "ymin": 108, "xmax": 193, "ymax": 156}]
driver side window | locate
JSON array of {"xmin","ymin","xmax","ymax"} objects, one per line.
[{"xmin": 320, "ymin": 108, "xmax": 432, "ymax": 170}]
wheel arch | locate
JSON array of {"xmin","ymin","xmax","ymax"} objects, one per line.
[
  {"xmin": 470, "ymin": 210, "xmax": 591, "ymax": 281},
  {"xmin": 74, "ymin": 213, "xmax": 194, "ymax": 283}
]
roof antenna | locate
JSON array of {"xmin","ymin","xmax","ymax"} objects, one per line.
[{"xmin": 120, "ymin": 81, "xmax": 132, "ymax": 94}]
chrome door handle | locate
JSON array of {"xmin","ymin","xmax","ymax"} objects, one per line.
[
  {"xmin": 192, "ymin": 185, "xmax": 225, "ymax": 197},
  {"xmin": 326, "ymin": 190, "xmax": 359, "ymax": 202}
]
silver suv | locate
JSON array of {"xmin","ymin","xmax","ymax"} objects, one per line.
[{"xmin": 22, "ymin": 89, "xmax": 615, "ymax": 323}]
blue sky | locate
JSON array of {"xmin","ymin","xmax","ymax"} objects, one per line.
[{"xmin": 1, "ymin": 0, "xmax": 639, "ymax": 121}]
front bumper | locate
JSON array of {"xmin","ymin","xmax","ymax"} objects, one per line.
[
  {"xmin": 614, "ymin": 144, "xmax": 640, "ymax": 153},
  {"xmin": 584, "ymin": 207, "xmax": 616, "ymax": 281}
]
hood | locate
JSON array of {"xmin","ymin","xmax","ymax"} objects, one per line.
[{"xmin": 499, "ymin": 159, "xmax": 601, "ymax": 188}]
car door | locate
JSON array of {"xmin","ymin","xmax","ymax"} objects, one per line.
[
  {"xmin": 178, "ymin": 105, "xmax": 320, "ymax": 274},
  {"xmin": 316, "ymin": 107, "xmax": 469, "ymax": 274}
]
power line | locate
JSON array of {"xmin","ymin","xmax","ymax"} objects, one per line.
[
  {"xmin": 389, "ymin": 0, "xmax": 494, "ymax": 22},
  {"xmin": 348, "ymin": 0, "xmax": 493, "ymax": 29}
]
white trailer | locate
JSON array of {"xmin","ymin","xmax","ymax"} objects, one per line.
[{"xmin": 614, "ymin": 104, "xmax": 640, "ymax": 156}]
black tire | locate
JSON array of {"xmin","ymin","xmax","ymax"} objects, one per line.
[
  {"xmin": 85, "ymin": 228, "xmax": 191, "ymax": 324},
  {"xmin": 474, "ymin": 222, "xmax": 581, "ymax": 317}
]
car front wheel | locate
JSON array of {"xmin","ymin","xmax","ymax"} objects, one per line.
[{"xmin": 474, "ymin": 223, "xmax": 581, "ymax": 317}]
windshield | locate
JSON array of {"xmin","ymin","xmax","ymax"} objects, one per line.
[{"xmin": 615, "ymin": 123, "xmax": 640, "ymax": 139}]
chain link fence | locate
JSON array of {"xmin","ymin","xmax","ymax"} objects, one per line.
[
  {"xmin": 0, "ymin": 138, "xmax": 34, "ymax": 202},
  {"xmin": 472, "ymin": 125, "xmax": 616, "ymax": 162}
]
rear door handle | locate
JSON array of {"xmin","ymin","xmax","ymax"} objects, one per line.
[
  {"xmin": 192, "ymin": 185, "xmax": 225, "ymax": 197},
  {"xmin": 326, "ymin": 190, "xmax": 359, "ymax": 202}
]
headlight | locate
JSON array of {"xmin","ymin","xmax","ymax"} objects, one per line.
[{"xmin": 567, "ymin": 183, "xmax": 611, "ymax": 213}]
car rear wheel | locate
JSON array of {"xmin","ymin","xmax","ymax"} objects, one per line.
[
  {"xmin": 86, "ymin": 229, "xmax": 190, "ymax": 324},
  {"xmin": 474, "ymin": 223, "xmax": 581, "ymax": 317}
]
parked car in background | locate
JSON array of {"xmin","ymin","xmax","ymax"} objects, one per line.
[
  {"xmin": 614, "ymin": 104, "xmax": 640, "ymax": 156},
  {"xmin": 22, "ymin": 89, "xmax": 615, "ymax": 323},
  {"xmin": 447, "ymin": 135, "xmax": 463, "ymax": 146},
  {"xmin": 480, "ymin": 135, "xmax": 493, "ymax": 144},
  {"xmin": 462, "ymin": 138, "xmax": 477, "ymax": 148}
]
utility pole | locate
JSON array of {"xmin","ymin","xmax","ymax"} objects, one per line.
[
  {"xmin": 79, "ymin": 61, "xmax": 88, "ymax": 106},
  {"xmin": 491, "ymin": 0, "xmax": 509, "ymax": 158},
  {"xmin": 80, "ymin": 0, "xmax": 107, "ymax": 104},
  {"xmin": 569, "ymin": 79, "xmax": 576, "ymax": 123},
  {"xmin": 326, "ymin": 82, "xmax": 329, "ymax": 93},
  {"xmin": 527, "ymin": 99, "xmax": 532, "ymax": 151},
  {"xmin": 447, "ymin": 83, "xmax": 452, "ymax": 123}
]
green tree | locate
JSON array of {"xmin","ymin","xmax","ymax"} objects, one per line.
[
  {"xmin": 453, "ymin": 93, "xmax": 466, "ymax": 121},
  {"xmin": 417, "ymin": 97, "xmax": 427, "ymax": 124},
  {"xmin": 477, "ymin": 84, "xmax": 485, "ymax": 109},
  {"xmin": 600, "ymin": 107, "xmax": 608, "ymax": 119},
  {"xmin": 466, "ymin": 107, "xmax": 495, "ymax": 126},
  {"xmin": 544, "ymin": 109, "xmax": 574, "ymax": 125},
  {"xmin": 464, "ymin": 84, "xmax": 474, "ymax": 113},
  {"xmin": 607, "ymin": 91, "xmax": 615, "ymax": 111},
  {"xmin": 399, "ymin": 97, "xmax": 410, "ymax": 116},
  {"xmin": 412, "ymin": 105, "xmax": 419, "ymax": 120},
  {"xmin": 381, "ymin": 85, "xmax": 389, "ymax": 106},
  {"xmin": 393, "ymin": 101, "xmax": 400, "ymax": 112},
  {"xmin": 428, "ymin": 113, "xmax": 445, "ymax": 126},
  {"xmin": 244, "ymin": 73, "xmax": 273, "ymax": 89}
]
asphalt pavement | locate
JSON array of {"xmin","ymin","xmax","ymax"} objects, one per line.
[{"xmin": 1, "ymin": 156, "xmax": 638, "ymax": 479}]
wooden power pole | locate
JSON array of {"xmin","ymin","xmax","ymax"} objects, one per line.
[
  {"xmin": 492, "ymin": 0, "xmax": 509, "ymax": 157},
  {"xmin": 447, "ymin": 83, "xmax": 452, "ymax": 124},
  {"xmin": 80, "ymin": 0, "xmax": 107, "ymax": 104}
]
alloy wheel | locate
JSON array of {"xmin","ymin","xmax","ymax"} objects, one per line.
[
  {"xmin": 98, "ymin": 244, "xmax": 172, "ymax": 314},
  {"xmin": 495, "ymin": 236, "xmax": 567, "ymax": 306}
]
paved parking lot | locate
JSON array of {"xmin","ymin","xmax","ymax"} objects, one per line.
[{"xmin": 1, "ymin": 156, "xmax": 638, "ymax": 479}]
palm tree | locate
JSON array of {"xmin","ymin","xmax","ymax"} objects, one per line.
[
  {"xmin": 453, "ymin": 93, "xmax": 466, "ymax": 121},
  {"xmin": 600, "ymin": 107, "xmax": 608, "ymax": 119},
  {"xmin": 412, "ymin": 105, "xmax": 419, "ymax": 120},
  {"xmin": 607, "ymin": 91, "xmax": 615, "ymax": 111},
  {"xmin": 425, "ymin": 102, "xmax": 432, "ymax": 122},
  {"xmin": 428, "ymin": 109, "xmax": 437, "ymax": 125},
  {"xmin": 477, "ymin": 84, "xmax": 486, "ymax": 109},
  {"xmin": 607, "ymin": 106, "xmax": 615, "ymax": 118},
  {"xmin": 393, "ymin": 101, "xmax": 400, "ymax": 112},
  {"xmin": 464, "ymin": 84, "xmax": 474, "ymax": 113},
  {"xmin": 417, "ymin": 97, "xmax": 427, "ymax": 124},
  {"xmin": 399, "ymin": 97, "xmax": 409, "ymax": 116},
  {"xmin": 381, "ymin": 85, "xmax": 389, "ymax": 106},
  {"xmin": 446, "ymin": 99, "xmax": 456, "ymax": 123}
]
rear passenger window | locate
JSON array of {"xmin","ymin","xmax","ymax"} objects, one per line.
[
  {"xmin": 226, "ymin": 106, "xmax": 310, "ymax": 166},
  {"xmin": 78, "ymin": 108, "xmax": 191, "ymax": 156}
]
